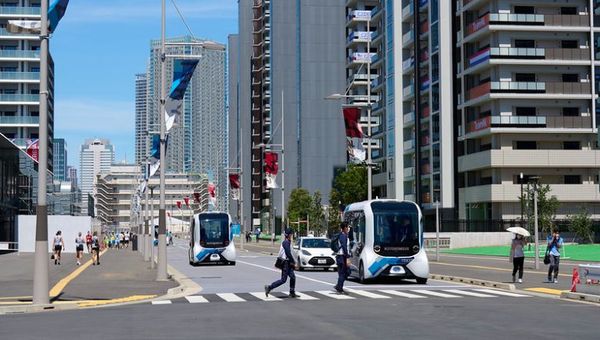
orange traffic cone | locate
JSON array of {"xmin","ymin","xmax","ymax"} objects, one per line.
[{"xmin": 571, "ymin": 267, "xmax": 580, "ymax": 292}]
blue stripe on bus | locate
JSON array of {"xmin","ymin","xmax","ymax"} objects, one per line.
[
  {"xmin": 368, "ymin": 257, "xmax": 414, "ymax": 276},
  {"xmin": 195, "ymin": 248, "xmax": 224, "ymax": 262}
]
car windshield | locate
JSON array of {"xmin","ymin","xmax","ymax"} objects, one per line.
[
  {"xmin": 199, "ymin": 213, "xmax": 229, "ymax": 244},
  {"xmin": 302, "ymin": 239, "xmax": 330, "ymax": 248}
]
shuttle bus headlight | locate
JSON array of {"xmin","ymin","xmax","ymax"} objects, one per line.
[
  {"xmin": 412, "ymin": 245, "xmax": 420, "ymax": 252},
  {"xmin": 373, "ymin": 245, "xmax": 381, "ymax": 253},
  {"xmin": 224, "ymin": 240, "xmax": 230, "ymax": 246}
]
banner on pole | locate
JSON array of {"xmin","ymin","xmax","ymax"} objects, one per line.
[
  {"xmin": 7, "ymin": 0, "xmax": 69, "ymax": 34},
  {"xmin": 184, "ymin": 196, "xmax": 190, "ymax": 208},
  {"xmin": 208, "ymin": 183, "xmax": 217, "ymax": 208},
  {"xmin": 148, "ymin": 134, "xmax": 168, "ymax": 178},
  {"xmin": 26, "ymin": 139, "xmax": 39, "ymax": 163},
  {"xmin": 229, "ymin": 174, "xmax": 240, "ymax": 200},
  {"xmin": 176, "ymin": 201, "xmax": 182, "ymax": 209},
  {"xmin": 343, "ymin": 107, "xmax": 366, "ymax": 163},
  {"xmin": 165, "ymin": 59, "xmax": 199, "ymax": 132},
  {"xmin": 264, "ymin": 152, "xmax": 278, "ymax": 189}
]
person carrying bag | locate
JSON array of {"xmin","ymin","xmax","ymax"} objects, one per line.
[{"xmin": 265, "ymin": 229, "xmax": 298, "ymax": 298}]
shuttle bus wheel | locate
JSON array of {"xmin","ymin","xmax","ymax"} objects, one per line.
[
  {"xmin": 359, "ymin": 262, "xmax": 366, "ymax": 284},
  {"xmin": 416, "ymin": 277, "xmax": 428, "ymax": 284}
]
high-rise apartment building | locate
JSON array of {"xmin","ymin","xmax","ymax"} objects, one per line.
[
  {"xmin": 134, "ymin": 73, "xmax": 148, "ymax": 166},
  {"xmin": 235, "ymin": 0, "xmax": 347, "ymax": 230},
  {"xmin": 79, "ymin": 139, "xmax": 114, "ymax": 216},
  {"xmin": 456, "ymin": 0, "xmax": 600, "ymax": 220},
  {"xmin": 52, "ymin": 137, "xmax": 67, "ymax": 181},
  {"xmin": 138, "ymin": 36, "xmax": 227, "ymax": 209},
  {"xmin": 0, "ymin": 1, "xmax": 54, "ymax": 173}
]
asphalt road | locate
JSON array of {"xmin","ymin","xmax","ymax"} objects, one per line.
[{"xmin": 1, "ymin": 239, "xmax": 598, "ymax": 339}]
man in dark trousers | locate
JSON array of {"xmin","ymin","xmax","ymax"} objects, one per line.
[
  {"xmin": 334, "ymin": 222, "xmax": 351, "ymax": 294},
  {"xmin": 265, "ymin": 228, "xmax": 298, "ymax": 298}
]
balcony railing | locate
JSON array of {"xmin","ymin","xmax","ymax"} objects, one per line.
[
  {"xmin": 348, "ymin": 10, "xmax": 372, "ymax": 22},
  {"xmin": 0, "ymin": 27, "xmax": 37, "ymax": 37},
  {"xmin": 349, "ymin": 52, "xmax": 377, "ymax": 63},
  {"xmin": 466, "ymin": 13, "xmax": 590, "ymax": 37},
  {"xmin": 0, "ymin": 116, "xmax": 39, "ymax": 125},
  {"xmin": 0, "ymin": 94, "xmax": 39, "ymax": 102},
  {"xmin": 465, "ymin": 115, "xmax": 592, "ymax": 133},
  {"xmin": 402, "ymin": 57, "xmax": 414, "ymax": 71},
  {"xmin": 0, "ymin": 50, "xmax": 40, "ymax": 59},
  {"xmin": 347, "ymin": 31, "xmax": 374, "ymax": 43},
  {"xmin": 0, "ymin": 6, "xmax": 41, "ymax": 15},
  {"xmin": 0, "ymin": 71, "xmax": 39, "ymax": 80},
  {"xmin": 403, "ymin": 139, "xmax": 415, "ymax": 151},
  {"xmin": 466, "ymin": 81, "xmax": 590, "ymax": 101},
  {"xmin": 402, "ymin": 2, "xmax": 414, "ymax": 19},
  {"xmin": 402, "ymin": 30, "xmax": 414, "ymax": 45},
  {"xmin": 403, "ymin": 84, "xmax": 415, "ymax": 97},
  {"xmin": 468, "ymin": 47, "xmax": 590, "ymax": 67},
  {"xmin": 403, "ymin": 111, "xmax": 415, "ymax": 125}
]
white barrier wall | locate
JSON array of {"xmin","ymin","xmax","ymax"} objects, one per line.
[
  {"xmin": 424, "ymin": 232, "xmax": 514, "ymax": 249},
  {"xmin": 18, "ymin": 215, "xmax": 92, "ymax": 253}
]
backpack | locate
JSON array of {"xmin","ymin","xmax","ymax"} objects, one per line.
[{"xmin": 330, "ymin": 233, "xmax": 341, "ymax": 252}]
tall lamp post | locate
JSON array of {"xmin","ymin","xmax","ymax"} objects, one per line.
[
  {"xmin": 519, "ymin": 172, "xmax": 524, "ymax": 223},
  {"xmin": 529, "ymin": 176, "xmax": 540, "ymax": 270}
]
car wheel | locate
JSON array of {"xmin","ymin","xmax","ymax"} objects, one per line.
[
  {"xmin": 416, "ymin": 277, "xmax": 428, "ymax": 284},
  {"xmin": 359, "ymin": 262, "xmax": 366, "ymax": 284}
]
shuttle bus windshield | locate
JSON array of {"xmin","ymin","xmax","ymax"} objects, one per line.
[
  {"xmin": 199, "ymin": 213, "xmax": 229, "ymax": 247},
  {"xmin": 371, "ymin": 201, "xmax": 420, "ymax": 256}
]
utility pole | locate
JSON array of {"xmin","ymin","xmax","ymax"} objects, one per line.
[
  {"xmin": 435, "ymin": 201, "xmax": 440, "ymax": 262},
  {"xmin": 281, "ymin": 91, "xmax": 285, "ymax": 233},
  {"xmin": 366, "ymin": 14, "xmax": 372, "ymax": 201},
  {"xmin": 144, "ymin": 174, "xmax": 150, "ymax": 261},
  {"xmin": 157, "ymin": 0, "xmax": 168, "ymax": 281},
  {"xmin": 33, "ymin": 0, "xmax": 49, "ymax": 306},
  {"xmin": 533, "ymin": 182, "xmax": 539, "ymax": 270}
]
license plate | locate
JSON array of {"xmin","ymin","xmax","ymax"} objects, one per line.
[
  {"xmin": 391, "ymin": 266, "xmax": 405, "ymax": 274},
  {"xmin": 210, "ymin": 254, "xmax": 220, "ymax": 261},
  {"xmin": 317, "ymin": 259, "xmax": 326, "ymax": 264}
]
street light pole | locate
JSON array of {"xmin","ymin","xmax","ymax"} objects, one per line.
[
  {"xmin": 281, "ymin": 90, "xmax": 285, "ymax": 232},
  {"xmin": 144, "ymin": 172, "xmax": 150, "ymax": 261},
  {"xmin": 520, "ymin": 172, "xmax": 524, "ymax": 223},
  {"xmin": 157, "ymin": 0, "xmax": 168, "ymax": 281},
  {"xmin": 366, "ymin": 16, "xmax": 372, "ymax": 201},
  {"xmin": 150, "ymin": 186, "xmax": 155, "ymax": 269},
  {"xmin": 33, "ymin": 0, "xmax": 49, "ymax": 306},
  {"xmin": 435, "ymin": 200, "xmax": 440, "ymax": 262},
  {"xmin": 533, "ymin": 182, "xmax": 539, "ymax": 270}
]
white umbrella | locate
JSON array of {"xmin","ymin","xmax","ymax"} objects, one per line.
[{"xmin": 506, "ymin": 227, "xmax": 530, "ymax": 237}]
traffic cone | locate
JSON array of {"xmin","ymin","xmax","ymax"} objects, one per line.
[{"xmin": 570, "ymin": 267, "xmax": 580, "ymax": 292}]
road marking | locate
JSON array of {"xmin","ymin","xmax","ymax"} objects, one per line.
[
  {"xmin": 79, "ymin": 295, "xmax": 157, "ymax": 307},
  {"xmin": 345, "ymin": 284, "xmax": 467, "ymax": 289},
  {"xmin": 525, "ymin": 287, "xmax": 565, "ymax": 296},
  {"xmin": 378, "ymin": 290, "xmax": 426, "ymax": 298},
  {"xmin": 315, "ymin": 290, "xmax": 355, "ymax": 300},
  {"xmin": 411, "ymin": 290, "xmax": 461, "ymax": 298},
  {"xmin": 473, "ymin": 289, "xmax": 531, "ymax": 297},
  {"xmin": 288, "ymin": 292, "xmax": 319, "ymax": 301},
  {"xmin": 432, "ymin": 261, "xmax": 571, "ymax": 278},
  {"xmin": 236, "ymin": 259, "xmax": 333, "ymax": 286},
  {"xmin": 436, "ymin": 253, "xmax": 585, "ymax": 267},
  {"xmin": 250, "ymin": 292, "xmax": 282, "ymax": 301},
  {"xmin": 217, "ymin": 293, "xmax": 246, "ymax": 302},
  {"xmin": 49, "ymin": 248, "xmax": 108, "ymax": 298},
  {"xmin": 346, "ymin": 289, "xmax": 390, "ymax": 299},
  {"xmin": 442, "ymin": 289, "xmax": 496, "ymax": 298},
  {"xmin": 151, "ymin": 300, "xmax": 172, "ymax": 305},
  {"xmin": 185, "ymin": 295, "xmax": 209, "ymax": 303}
]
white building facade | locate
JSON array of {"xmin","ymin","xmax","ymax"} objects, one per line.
[{"xmin": 79, "ymin": 139, "xmax": 114, "ymax": 216}]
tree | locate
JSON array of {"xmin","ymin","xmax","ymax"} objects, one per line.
[
  {"xmin": 519, "ymin": 184, "xmax": 559, "ymax": 234},
  {"xmin": 327, "ymin": 164, "xmax": 367, "ymax": 233},
  {"xmin": 286, "ymin": 188, "xmax": 312, "ymax": 234},
  {"xmin": 309, "ymin": 191, "xmax": 325, "ymax": 235},
  {"xmin": 568, "ymin": 209, "xmax": 594, "ymax": 244}
]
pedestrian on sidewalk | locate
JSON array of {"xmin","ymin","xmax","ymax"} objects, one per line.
[
  {"xmin": 75, "ymin": 232, "xmax": 85, "ymax": 266},
  {"xmin": 271, "ymin": 232, "xmax": 275, "ymax": 245},
  {"xmin": 85, "ymin": 231, "xmax": 92, "ymax": 253},
  {"xmin": 510, "ymin": 234, "xmax": 527, "ymax": 283},
  {"xmin": 545, "ymin": 228, "xmax": 563, "ymax": 284},
  {"xmin": 124, "ymin": 231, "xmax": 130, "ymax": 248},
  {"xmin": 91, "ymin": 232, "xmax": 101, "ymax": 265},
  {"xmin": 333, "ymin": 222, "xmax": 351, "ymax": 294},
  {"xmin": 265, "ymin": 228, "xmax": 298, "ymax": 298},
  {"xmin": 255, "ymin": 227, "xmax": 261, "ymax": 243},
  {"xmin": 52, "ymin": 230, "xmax": 65, "ymax": 265}
]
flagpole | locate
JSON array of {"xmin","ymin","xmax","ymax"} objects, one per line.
[
  {"xmin": 144, "ymin": 163, "xmax": 150, "ymax": 261},
  {"xmin": 157, "ymin": 0, "xmax": 168, "ymax": 281},
  {"xmin": 240, "ymin": 127, "xmax": 244, "ymax": 251},
  {"xmin": 33, "ymin": 0, "xmax": 49, "ymax": 306},
  {"xmin": 281, "ymin": 91, "xmax": 285, "ymax": 234}
]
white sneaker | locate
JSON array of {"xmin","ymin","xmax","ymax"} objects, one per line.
[
  {"xmin": 553, "ymin": 279, "xmax": 558, "ymax": 284},
  {"xmin": 518, "ymin": 279, "xmax": 522, "ymax": 283},
  {"xmin": 76, "ymin": 261, "xmax": 80, "ymax": 266}
]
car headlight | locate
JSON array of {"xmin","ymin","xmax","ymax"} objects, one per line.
[{"xmin": 301, "ymin": 249, "xmax": 311, "ymax": 256}]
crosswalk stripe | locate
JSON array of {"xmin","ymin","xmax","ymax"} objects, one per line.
[
  {"xmin": 315, "ymin": 290, "xmax": 356, "ymax": 300},
  {"xmin": 411, "ymin": 290, "xmax": 461, "ymax": 298},
  {"xmin": 185, "ymin": 295, "xmax": 209, "ymax": 303},
  {"xmin": 151, "ymin": 300, "xmax": 172, "ymax": 305},
  {"xmin": 347, "ymin": 289, "xmax": 390, "ymax": 299},
  {"xmin": 217, "ymin": 293, "xmax": 246, "ymax": 302},
  {"xmin": 442, "ymin": 289, "xmax": 496, "ymax": 298},
  {"xmin": 287, "ymin": 292, "xmax": 319, "ymax": 301},
  {"xmin": 378, "ymin": 290, "xmax": 427, "ymax": 298},
  {"xmin": 473, "ymin": 289, "xmax": 531, "ymax": 297},
  {"xmin": 250, "ymin": 292, "xmax": 282, "ymax": 301}
]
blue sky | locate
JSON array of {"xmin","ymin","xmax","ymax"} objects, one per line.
[{"xmin": 52, "ymin": 0, "xmax": 237, "ymax": 169}]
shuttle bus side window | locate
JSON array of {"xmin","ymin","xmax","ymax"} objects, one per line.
[
  {"xmin": 190, "ymin": 219, "xmax": 195, "ymax": 246},
  {"xmin": 357, "ymin": 212, "xmax": 366, "ymax": 245}
]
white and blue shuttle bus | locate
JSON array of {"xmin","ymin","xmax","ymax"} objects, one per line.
[
  {"xmin": 188, "ymin": 212, "xmax": 236, "ymax": 266},
  {"xmin": 343, "ymin": 199, "xmax": 429, "ymax": 284}
]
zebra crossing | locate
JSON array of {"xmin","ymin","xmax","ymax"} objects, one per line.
[{"xmin": 151, "ymin": 288, "xmax": 531, "ymax": 305}]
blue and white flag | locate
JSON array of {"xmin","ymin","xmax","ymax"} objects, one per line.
[
  {"xmin": 165, "ymin": 59, "xmax": 199, "ymax": 132},
  {"xmin": 7, "ymin": 0, "xmax": 69, "ymax": 34},
  {"xmin": 148, "ymin": 134, "xmax": 165, "ymax": 178}
]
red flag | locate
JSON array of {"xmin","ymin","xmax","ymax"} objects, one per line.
[
  {"xmin": 264, "ymin": 152, "xmax": 278, "ymax": 175},
  {"xmin": 184, "ymin": 196, "xmax": 190, "ymax": 207},
  {"xmin": 26, "ymin": 139, "xmax": 39, "ymax": 162},
  {"xmin": 193, "ymin": 192, "xmax": 200, "ymax": 203},
  {"xmin": 343, "ymin": 107, "xmax": 363, "ymax": 138},
  {"xmin": 176, "ymin": 201, "xmax": 182, "ymax": 209},
  {"xmin": 229, "ymin": 174, "xmax": 240, "ymax": 189},
  {"xmin": 208, "ymin": 183, "xmax": 216, "ymax": 198},
  {"xmin": 167, "ymin": 211, "xmax": 171, "ymax": 217},
  {"xmin": 571, "ymin": 267, "xmax": 581, "ymax": 292}
]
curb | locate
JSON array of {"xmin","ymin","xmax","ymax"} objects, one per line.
[
  {"xmin": 0, "ymin": 302, "xmax": 79, "ymax": 316},
  {"xmin": 153, "ymin": 264, "xmax": 202, "ymax": 301},
  {"xmin": 430, "ymin": 274, "xmax": 516, "ymax": 291},
  {"xmin": 561, "ymin": 291, "xmax": 600, "ymax": 304}
]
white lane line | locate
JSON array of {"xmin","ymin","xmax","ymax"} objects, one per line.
[
  {"xmin": 346, "ymin": 289, "xmax": 390, "ymax": 299},
  {"xmin": 442, "ymin": 289, "xmax": 496, "ymax": 298},
  {"xmin": 345, "ymin": 285, "xmax": 467, "ymax": 289},
  {"xmin": 236, "ymin": 260, "xmax": 333, "ymax": 286},
  {"xmin": 378, "ymin": 290, "xmax": 427, "ymax": 298},
  {"xmin": 185, "ymin": 295, "xmax": 209, "ymax": 303},
  {"xmin": 473, "ymin": 289, "xmax": 531, "ymax": 297},
  {"xmin": 315, "ymin": 290, "xmax": 356, "ymax": 300},
  {"xmin": 250, "ymin": 292, "xmax": 282, "ymax": 302},
  {"xmin": 288, "ymin": 292, "xmax": 320, "ymax": 301},
  {"xmin": 152, "ymin": 300, "xmax": 172, "ymax": 305},
  {"xmin": 411, "ymin": 290, "xmax": 462, "ymax": 298},
  {"xmin": 217, "ymin": 293, "xmax": 246, "ymax": 302}
]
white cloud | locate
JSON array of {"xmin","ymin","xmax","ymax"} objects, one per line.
[{"xmin": 65, "ymin": 0, "xmax": 237, "ymax": 23}]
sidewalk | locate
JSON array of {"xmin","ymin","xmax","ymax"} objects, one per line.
[{"xmin": 0, "ymin": 247, "xmax": 177, "ymax": 308}]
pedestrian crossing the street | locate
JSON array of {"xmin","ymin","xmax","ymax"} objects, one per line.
[{"xmin": 151, "ymin": 288, "xmax": 531, "ymax": 305}]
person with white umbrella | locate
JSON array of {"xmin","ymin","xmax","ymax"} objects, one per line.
[{"xmin": 507, "ymin": 227, "xmax": 529, "ymax": 283}]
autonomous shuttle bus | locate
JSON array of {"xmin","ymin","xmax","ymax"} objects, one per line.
[
  {"xmin": 188, "ymin": 212, "xmax": 236, "ymax": 266},
  {"xmin": 343, "ymin": 199, "xmax": 429, "ymax": 284}
]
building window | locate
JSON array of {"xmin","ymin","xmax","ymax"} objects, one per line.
[
  {"xmin": 564, "ymin": 175, "xmax": 581, "ymax": 184},
  {"xmin": 563, "ymin": 141, "xmax": 580, "ymax": 150},
  {"xmin": 515, "ymin": 40, "xmax": 535, "ymax": 48},
  {"xmin": 515, "ymin": 141, "xmax": 536, "ymax": 150},
  {"xmin": 561, "ymin": 40, "xmax": 578, "ymax": 49},
  {"xmin": 562, "ymin": 74, "xmax": 579, "ymax": 82},
  {"xmin": 560, "ymin": 7, "xmax": 577, "ymax": 15},
  {"xmin": 515, "ymin": 73, "xmax": 536, "ymax": 82},
  {"xmin": 516, "ymin": 107, "xmax": 536, "ymax": 116},
  {"xmin": 562, "ymin": 107, "xmax": 579, "ymax": 117},
  {"xmin": 514, "ymin": 6, "xmax": 535, "ymax": 14}
]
